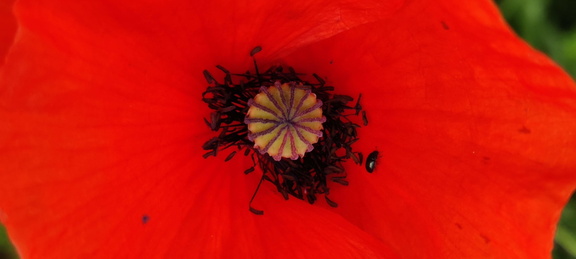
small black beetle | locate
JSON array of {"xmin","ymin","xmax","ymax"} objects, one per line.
[{"xmin": 365, "ymin": 151, "xmax": 379, "ymax": 173}]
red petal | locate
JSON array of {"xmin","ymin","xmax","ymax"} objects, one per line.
[
  {"xmin": 0, "ymin": 0, "xmax": 404, "ymax": 257},
  {"xmin": 0, "ymin": 0, "xmax": 17, "ymax": 67},
  {"xmin": 285, "ymin": 1, "xmax": 576, "ymax": 258}
]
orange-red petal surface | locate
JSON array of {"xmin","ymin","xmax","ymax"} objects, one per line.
[
  {"xmin": 1, "ymin": 0, "xmax": 575, "ymax": 258},
  {"xmin": 284, "ymin": 1, "xmax": 576, "ymax": 258},
  {"xmin": 0, "ymin": 0, "xmax": 17, "ymax": 67}
]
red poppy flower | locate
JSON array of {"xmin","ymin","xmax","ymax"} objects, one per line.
[{"xmin": 1, "ymin": 0, "xmax": 575, "ymax": 258}]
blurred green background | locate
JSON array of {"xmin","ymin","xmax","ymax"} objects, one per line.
[
  {"xmin": 0, "ymin": 224, "xmax": 16, "ymax": 259},
  {"xmin": 0, "ymin": 0, "xmax": 575, "ymax": 258}
]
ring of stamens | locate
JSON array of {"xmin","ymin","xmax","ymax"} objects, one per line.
[{"xmin": 245, "ymin": 81, "xmax": 326, "ymax": 161}]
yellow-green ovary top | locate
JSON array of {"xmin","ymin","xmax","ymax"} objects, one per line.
[{"xmin": 244, "ymin": 81, "xmax": 326, "ymax": 161}]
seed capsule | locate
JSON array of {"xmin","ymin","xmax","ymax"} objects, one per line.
[{"xmin": 245, "ymin": 81, "xmax": 326, "ymax": 161}]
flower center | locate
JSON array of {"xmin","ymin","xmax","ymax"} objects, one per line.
[
  {"xmin": 245, "ymin": 82, "xmax": 326, "ymax": 161},
  {"xmin": 201, "ymin": 47, "xmax": 365, "ymax": 214}
]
